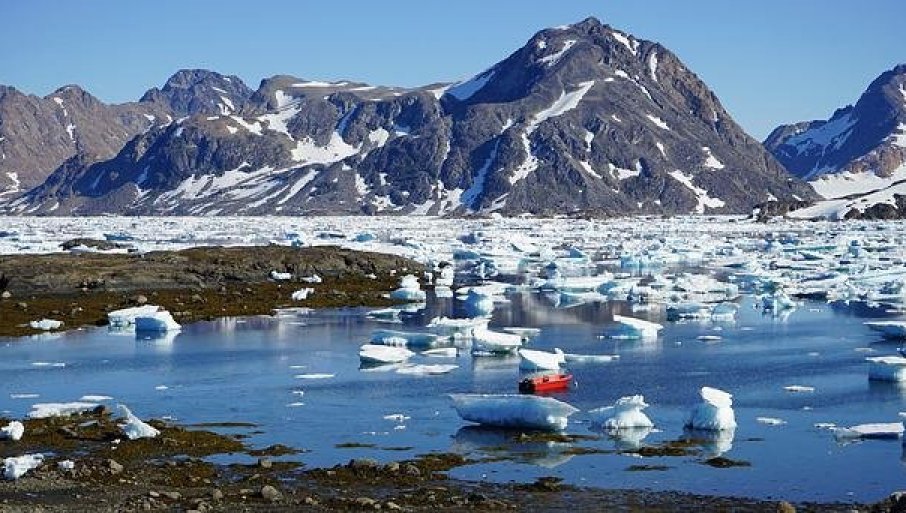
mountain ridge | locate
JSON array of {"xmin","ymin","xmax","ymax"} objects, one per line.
[{"xmin": 1, "ymin": 17, "xmax": 816, "ymax": 216}]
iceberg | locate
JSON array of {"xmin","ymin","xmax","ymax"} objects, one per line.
[
  {"xmin": 684, "ymin": 386, "xmax": 737, "ymax": 431},
  {"xmin": 449, "ymin": 394, "xmax": 579, "ymax": 431},
  {"xmin": 0, "ymin": 421, "xmax": 24, "ymax": 441},
  {"xmin": 421, "ymin": 347, "xmax": 458, "ymax": 358},
  {"xmin": 435, "ymin": 265, "xmax": 455, "ymax": 288},
  {"xmin": 389, "ymin": 274, "xmax": 426, "ymax": 302},
  {"xmin": 107, "ymin": 305, "xmax": 162, "ymax": 327},
  {"xmin": 834, "ymin": 422, "xmax": 904, "ymax": 440},
  {"xmin": 867, "ymin": 356, "xmax": 906, "ymax": 382},
  {"xmin": 29, "ymin": 319, "xmax": 62, "ymax": 331},
  {"xmin": 463, "ymin": 289, "xmax": 495, "ymax": 316},
  {"xmin": 370, "ymin": 329, "xmax": 448, "ymax": 348},
  {"xmin": 395, "ymin": 364, "xmax": 458, "ymax": 375},
  {"xmin": 3, "ymin": 454, "xmax": 43, "ymax": 480},
  {"xmin": 518, "ymin": 348, "xmax": 565, "ymax": 371},
  {"xmin": 291, "ymin": 288, "xmax": 314, "ymax": 301},
  {"xmin": 359, "ymin": 344, "xmax": 415, "ymax": 364},
  {"xmin": 118, "ymin": 404, "xmax": 160, "ymax": 440},
  {"xmin": 865, "ymin": 321, "xmax": 906, "ymax": 339},
  {"xmin": 134, "ymin": 310, "xmax": 181, "ymax": 332},
  {"xmin": 471, "ymin": 326, "xmax": 523, "ymax": 354},
  {"xmin": 426, "ymin": 316, "xmax": 488, "ymax": 337},
  {"xmin": 608, "ymin": 315, "xmax": 662, "ymax": 340},
  {"xmin": 28, "ymin": 402, "xmax": 99, "ymax": 419},
  {"xmin": 589, "ymin": 395, "xmax": 654, "ymax": 429},
  {"xmin": 556, "ymin": 349, "xmax": 619, "ymax": 364}
]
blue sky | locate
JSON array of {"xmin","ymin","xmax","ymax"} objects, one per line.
[{"xmin": 1, "ymin": 0, "xmax": 902, "ymax": 139}]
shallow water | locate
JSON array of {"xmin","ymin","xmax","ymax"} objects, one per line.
[{"xmin": 1, "ymin": 292, "xmax": 904, "ymax": 503}]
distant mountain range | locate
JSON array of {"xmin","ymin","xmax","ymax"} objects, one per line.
[
  {"xmin": 765, "ymin": 64, "xmax": 906, "ymax": 219},
  {"xmin": 0, "ymin": 17, "xmax": 860, "ymax": 217}
]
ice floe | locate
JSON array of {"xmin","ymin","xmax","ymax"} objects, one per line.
[
  {"xmin": 685, "ymin": 387, "xmax": 736, "ymax": 431},
  {"xmin": 449, "ymin": 394, "xmax": 579, "ymax": 431}
]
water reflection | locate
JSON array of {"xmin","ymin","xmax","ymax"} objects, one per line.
[
  {"xmin": 682, "ymin": 428, "xmax": 736, "ymax": 458},
  {"xmin": 451, "ymin": 426, "xmax": 575, "ymax": 468}
]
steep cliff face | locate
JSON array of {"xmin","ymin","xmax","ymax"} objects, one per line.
[{"xmin": 3, "ymin": 18, "xmax": 813, "ymax": 216}]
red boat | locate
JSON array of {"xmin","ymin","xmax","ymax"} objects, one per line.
[{"xmin": 518, "ymin": 373, "xmax": 573, "ymax": 394}]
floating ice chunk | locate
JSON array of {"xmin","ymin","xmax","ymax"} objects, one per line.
[
  {"xmin": 371, "ymin": 329, "xmax": 447, "ymax": 348},
  {"xmin": 435, "ymin": 266, "xmax": 454, "ymax": 288},
  {"xmin": 865, "ymin": 321, "xmax": 906, "ymax": 339},
  {"xmin": 589, "ymin": 395, "xmax": 654, "ymax": 429},
  {"xmin": 294, "ymin": 373, "xmax": 335, "ymax": 379},
  {"xmin": 608, "ymin": 315, "xmax": 662, "ymax": 340},
  {"xmin": 28, "ymin": 402, "xmax": 99, "ymax": 419},
  {"xmin": 270, "ymin": 270, "xmax": 292, "ymax": 281},
  {"xmin": 518, "ymin": 349, "xmax": 565, "ymax": 371},
  {"xmin": 396, "ymin": 364, "xmax": 458, "ymax": 375},
  {"xmin": 107, "ymin": 305, "xmax": 162, "ymax": 327},
  {"xmin": 390, "ymin": 274, "xmax": 426, "ymax": 301},
  {"xmin": 359, "ymin": 344, "xmax": 414, "ymax": 364},
  {"xmin": 814, "ymin": 422, "xmax": 837, "ymax": 430},
  {"xmin": 471, "ymin": 326, "xmax": 523, "ymax": 354},
  {"xmin": 0, "ymin": 421, "xmax": 24, "ymax": 441},
  {"xmin": 555, "ymin": 349, "xmax": 619, "ymax": 364},
  {"xmin": 461, "ymin": 290, "xmax": 495, "ymax": 316},
  {"xmin": 783, "ymin": 385, "xmax": 815, "ymax": 393},
  {"xmin": 29, "ymin": 319, "xmax": 62, "ymax": 331},
  {"xmin": 685, "ymin": 386, "xmax": 736, "ymax": 431},
  {"xmin": 756, "ymin": 417, "xmax": 786, "ymax": 426},
  {"xmin": 291, "ymin": 288, "xmax": 314, "ymax": 301},
  {"xmin": 449, "ymin": 394, "xmax": 579, "ymax": 431},
  {"xmin": 421, "ymin": 347, "xmax": 458, "ymax": 358},
  {"xmin": 710, "ymin": 302, "xmax": 739, "ymax": 321},
  {"xmin": 867, "ymin": 356, "xmax": 906, "ymax": 382},
  {"xmin": 501, "ymin": 327, "xmax": 541, "ymax": 338},
  {"xmin": 426, "ymin": 316, "xmax": 488, "ymax": 337},
  {"xmin": 134, "ymin": 310, "xmax": 180, "ymax": 332},
  {"xmin": 79, "ymin": 395, "xmax": 112, "ymax": 402},
  {"xmin": 3, "ymin": 454, "xmax": 43, "ymax": 480},
  {"xmin": 833, "ymin": 422, "xmax": 904, "ymax": 440},
  {"xmin": 118, "ymin": 404, "xmax": 160, "ymax": 440}
]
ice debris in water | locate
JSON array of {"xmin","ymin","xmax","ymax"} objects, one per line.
[
  {"xmin": 118, "ymin": 404, "xmax": 160, "ymax": 440},
  {"xmin": 833, "ymin": 422, "xmax": 904, "ymax": 440},
  {"xmin": 449, "ymin": 393, "xmax": 579, "ymax": 431},
  {"xmin": 29, "ymin": 319, "xmax": 62, "ymax": 331},
  {"xmin": 608, "ymin": 315, "xmax": 662, "ymax": 340},
  {"xmin": 107, "ymin": 305, "xmax": 162, "ymax": 327},
  {"xmin": 756, "ymin": 417, "xmax": 786, "ymax": 426},
  {"xmin": 3, "ymin": 454, "xmax": 43, "ymax": 480},
  {"xmin": 291, "ymin": 288, "xmax": 315, "ymax": 301},
  {"xmin": 783, "ymin": 385, "xmax": 815, "ymax": 393},
  {"xmin": 359, "ymin": 344, "xmax": 414, "ymax": 364},
  {"xmin": 685, "ymin": 386, "xmax": 736, "ymax": 431},
  {"xmin": 866, "ymin": 356, "xmax": 906, "ymax": 382},
  {"xmin": 518, "ymin": 348, "xmax": 565, "ymax": 371},
  {"xmin": 389, "ymin": 274, "xmax": 426, "ymax": 302},
  {"xmin": 589, "ymin": 395, "xmax": 654, "ymax": 429},
  {"xmin": 0, "ymin": 421, "xmax": 24, "ymax": 441},
  {"xmin": 28, "ymin": 402, "xmax": 99, "ymax": 419},
  {"xmin": 134, "ymin": 310, "xmax": 181, "ymax": 332}
]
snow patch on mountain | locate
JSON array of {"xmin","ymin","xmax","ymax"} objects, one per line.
[
  {"xmin": 446, "ymin": 69, "xmax": 496, "ymax": 101},
  {"xmin": 668, "ymin": 170, "xmax": 725, "ymax": 213},
  {"xmin": 539, "ymin": 40, "xmax": 576, "ymax": 67}
]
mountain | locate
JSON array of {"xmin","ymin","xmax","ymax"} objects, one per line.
[
  {"xmin": 765, "ymin": 64, "xmax": 906, "ymax": 219},
  {"xmin": 2, "ymin": 17, "xmax": 815, "ymax": 216}
]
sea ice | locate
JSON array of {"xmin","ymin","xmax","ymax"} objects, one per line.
[
  {"xmin": 28, "ymin": 402, "xmax": 99, "ymax": 419},
  {"xmin": 107, "ymin": 305, "xmax": 162, "ymax": 327},
  {"xmin": 359, "ymin": 344, "xmax": 415, "ymax": 364},
  {"xmin": 449, "ymin": 394, "xmax": 579, "ymax": 431},
  {"xmin": 518, "ymin": 348, "xmax": 565, "ymax": 371},
  {"xmin": 29, "ymin": 319, "xmax": 62, "ymax": 331},
  {"xmin": 867, "ymin": 356, "xmax": 906, "ymax": 382},
  {"xmin": 3, "ymin": 454, "xmax": 43, "ymax": 480},
  {"xmin": 608, "ymin": 315, "xmax": 662, "ymax": 340},
  {"xmin": 833, "ymin": 422, "xmax": 904, "ymax": 440},
  {"xmin": 134, "ymin": 310, "xmax": 181, "ymax": 332},
  {"xmin": 0, "ymin": 421, "xmax": 24, "ymax": 441},
  {"xmin": 118, "ymin": 405, "xmax": 160, "ymax": 440},
  {"xmin": 471, "ymin": 326, "xmax": 523, "ymax": 354},
  {"xmin": 684, "ymin": 386, "xmax": 736, "ymax": 431},
  {"xmin": 589, "ymin": 395, "xmax": 654, "ymax": 429}
]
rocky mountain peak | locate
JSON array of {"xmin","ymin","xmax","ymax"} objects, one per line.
[{"xmin": 140, "ymin": 68, "xmax": 253, "ymax": 116}]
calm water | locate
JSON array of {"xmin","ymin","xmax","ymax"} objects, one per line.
[{"xmin": 1, "ymin": 292, "xmax": 904, "ymax": 503}]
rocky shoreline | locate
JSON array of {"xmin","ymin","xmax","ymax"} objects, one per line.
[
  {"xmin": 0, "ymin": 409, "xmax": 881, "ymax": 512},
  {"xmin": 0, "ymin": 244, "xmax": 421, "ymax": 337}
]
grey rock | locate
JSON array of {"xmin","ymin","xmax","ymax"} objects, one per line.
[
  {"xmin": 257, "ymin": 457, "xmax": 272, "ymax": 469},
  {"xmin": 210, "ymin": 488, "xmax": 224, "ymax": 501},
  {"xmin": 106, "ymin": 459, "xmax": 123, "ymax": 474},
  {"xmin": 348, "ymin": 458, "xmax": 379, "ymax": 470},
  {"xmin": 259, "ymin": 485, "xmax": 282, "ymax": 501},
  {"xmin": 161, "ymin": 491, "xmax": 181, "ymax": 500}
]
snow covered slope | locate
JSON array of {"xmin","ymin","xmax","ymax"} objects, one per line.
[
  {"xmin": 2, "ymin": 17, "xmax": 813, "ymax": 216},
  {"xmin": 767, "ymin": 64, "xmax": 906, "ymax": 219}
]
